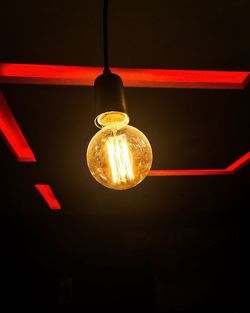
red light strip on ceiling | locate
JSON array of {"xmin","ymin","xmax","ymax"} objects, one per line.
[
  {"xmin": 0, "ymin": 90, "xmax": 36, "ymax": 162},
  {"xmin": 0, "ymin": 63, "xmax": 248, "ymax": 211},
  {"xmin": 34, "ymin": 184, "xmax": 61, "ymax": 210},
  {"xmin": 148, "ymin": 152, "xmax": 250, "ymax": 176},
  {"xmin": 0, "ymin": 63, "xmax": 249, "ymax": 89}
]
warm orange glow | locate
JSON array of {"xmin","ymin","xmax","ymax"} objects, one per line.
[
  {"xmin": 87, "ymin": 112, "xmax": 152, "ymax": 190},
  {"xmin": 107, "ymin": 134, "xmax": 134, "ymax": 184}
]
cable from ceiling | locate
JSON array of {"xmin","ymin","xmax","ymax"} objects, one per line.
[{"xmin": 103, "ymin": 0, "xmax": 110, "ymax": 74}]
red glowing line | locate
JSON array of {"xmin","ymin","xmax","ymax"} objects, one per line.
[
  {"xmin": 148, "ymin": 152, "xmax": 250, "ymax": 176},
  {"xmin": 0, "ymin": 90, "xmax": 36, "ymax": 162},
  {"xmin": 34, "ymin": 184, "xmax": 61, "ymax": 210},
  {"xmin": 226, "ymin": 152, "xmax": 250, "ymax": 173},
  {"xmin": 0, "ymin": 63, "xmax": 249, "ymax": 89}
]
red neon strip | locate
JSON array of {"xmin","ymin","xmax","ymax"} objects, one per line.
[
  {"xmin": 0, "ymin": 63, "xmax": 249, "ymax": 89},
  {"xmin": 226, "ymin": 151, "xmax": 250, "ymax": 173},
  {"xmin": 0, "ymin": 90, "xmax": 36, "ymax": 162},
  {"xmin": 148, "ymin": 152, "xmax": 250, "ymax": 176},
  {"xmin": 34, "ymin": 184, "xmax": 61, "ymax": 210}
]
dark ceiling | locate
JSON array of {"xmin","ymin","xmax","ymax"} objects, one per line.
[{"xmin": 0, "ymin": 0, "xmax": 249, "ymax": 310}]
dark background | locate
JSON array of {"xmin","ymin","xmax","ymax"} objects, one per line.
[{"xmin": 0, "ymin": 0, "xmax": 249, "ymax": 311}]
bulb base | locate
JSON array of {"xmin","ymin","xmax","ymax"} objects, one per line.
[
  {"xmin": 94, "ymin": 111, "xmax": 129, "ymax": 129},
  {"xmin": 94, "ymin": 71, "xmax": 127, "ymax": 116}
]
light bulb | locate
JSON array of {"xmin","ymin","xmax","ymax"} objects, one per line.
[{"xmin": 86, "ymin": 111, "xmax": 153, "ymax": 190}]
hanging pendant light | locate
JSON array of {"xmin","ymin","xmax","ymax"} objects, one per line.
[{"xmin": 86, "ymin": 0, "xmax": 153, "ymax": 190}]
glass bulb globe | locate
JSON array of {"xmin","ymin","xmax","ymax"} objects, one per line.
[{"xmin": 86, "ymin": 111, "xmax": 153, "ymax": 190}]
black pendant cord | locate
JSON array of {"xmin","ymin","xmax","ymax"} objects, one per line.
[
  {"xmin": 103, "ymin": 0, "xmax": 110, "ymax": 74},
  {"xmin": 94, "ymin": 0, "xmax": 127, "ymax": 116}
]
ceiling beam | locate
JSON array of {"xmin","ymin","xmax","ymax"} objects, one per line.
[
  {"xmin": 0, "ymin": 63, "xmax": 249, "ymax": 89},
  {"xmin": 0, "ymin": 90, "xmax": 36, "ymax": 162},
  {"xmin": 148, "ymin": 152, "xmax": 250, "ymax": 176},
  {"xmin": 34, "ymin": 184, "xmax": 61, "ymax": 210}
]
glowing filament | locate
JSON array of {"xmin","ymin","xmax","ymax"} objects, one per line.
[{"xmin": 106, "ymin": 134, "xmax": 134, "ymax": 184}]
